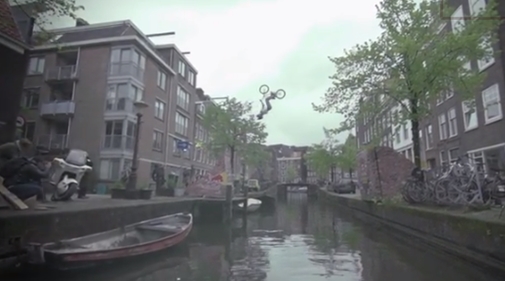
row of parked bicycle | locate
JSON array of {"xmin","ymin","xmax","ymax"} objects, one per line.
[{"xmin": 402, "ymin": 156, "xmax": 505, "ymax": 206}]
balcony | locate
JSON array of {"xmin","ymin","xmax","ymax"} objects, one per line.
[
  {"xmin": 37, "ymin": 134, "xmax": 67, "ymax": 150},
  {"xmin": 45, "ymin": 65, "xmax": 78, "ymax": 83},
  {"xmin": 102, "ymin": 135, "xmax": 135, "ymax": 151},
  {"xmin": 40, "ymin": 101, "xmax": 75, "ymax": 118},
  {"xmin": 109, "ymin": 62, "xmax": 144, "ymax": 81}
]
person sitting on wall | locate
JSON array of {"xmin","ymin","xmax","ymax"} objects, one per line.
[
  {"xmin": 0, "ymin": 138, "xmax": 33, "ymax": 168},
  {"xmin": 0, "ymin": 155, "xmax": 50, "ymax": 202}
]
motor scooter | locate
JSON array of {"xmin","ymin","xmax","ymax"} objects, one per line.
[{"xmin": 49, "ymin": 149, "xmax": 92, "ymax": 201}]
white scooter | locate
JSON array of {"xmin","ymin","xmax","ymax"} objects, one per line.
[{"xmin": 49, "ymin": 149, "xmax": 92, "ymax": 201}]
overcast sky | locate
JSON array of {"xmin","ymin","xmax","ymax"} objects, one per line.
[{"xmin": 50, "ymin": 0, "xmax": 382, "ymax": 146}]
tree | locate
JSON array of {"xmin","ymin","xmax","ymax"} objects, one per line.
[
  {"xmin": 335, "ymin": 134, "xmax": 358, "ymax": 179},
  {"xmin": 11, "ymin": 0, "xmax": 84, "ymax": 44},
  {"xmin": 201, "ymin": 98, "xmax": 268, "ymax": 176},
  {"xmin": 285, "ymin": 165, "xmax": 298, "ymax": 183},
  {"xmin": 313, "ymin": 0, "xmax": 500, "ymax": 168},
  {"xmin": 305, "ymin": 144, "xmax": 332, "ymax": 180}
]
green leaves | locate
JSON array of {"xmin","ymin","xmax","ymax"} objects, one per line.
[
  {"xmin": 313, "ymin": 0, "xmax": 501, "ymax": 164},
  {"xmin": 201, "ymin": 97, "xmax": 268, "ymax": 171}
]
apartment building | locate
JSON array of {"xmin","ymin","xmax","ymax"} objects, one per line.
[
  {"xmin": 420, "ymin": 0, "xmax": 505, "ymax": 171},
  {"xmin": 356, "ymin": 0, "xmax": 505, "ymax": 172},
  {"xmin": 20, "ymin": 19, "xmax": 210, "ymax": 184}
]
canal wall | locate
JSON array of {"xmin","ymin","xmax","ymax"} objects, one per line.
[{"xmin": 319, "ymin": 189, "xmax": 505, "ymax": 274}]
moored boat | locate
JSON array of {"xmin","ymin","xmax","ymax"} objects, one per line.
[
  {"xmin": 234, "ymin": 198, "xmax": 262, "ymax": 213},
  {"xmin": 26, "ymin": 213, "xmax": 193, "ymax": 270}
]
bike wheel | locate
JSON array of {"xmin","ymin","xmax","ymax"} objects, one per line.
[
  {"xmin": 259, "ymin": 84, "xmax": 269, "ymax": 94},
  {"xmin": 274, "ymin": 89, "xmax": 286, "ymax": 99}
]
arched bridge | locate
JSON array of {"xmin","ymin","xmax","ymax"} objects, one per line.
[{"xmin": 277, "ymin": 182, "xmax": 320, "ymax": 196}]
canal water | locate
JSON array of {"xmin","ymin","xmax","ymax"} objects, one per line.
[{"xmin": 6, "ymin": 193, "xmax": 503, "ymax": 281}]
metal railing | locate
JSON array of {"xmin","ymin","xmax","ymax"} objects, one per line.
[
  {"xmin": 37, "ymin": 134, "xmax": 67, "ymax": 149},
  {"xmin": 109, "ymin": 62, "xmax": 144, "ymax": 81},
  {"xmin": 40, "ymin": 101, "xmax": 75, "ymax": 115},
  {"xmin": 103, "ymin": 135, "xmax": 135, "ymax": 150},
  {"xmin": 46, "ymin": 65, "xmax": 77, "ymax": 81}
]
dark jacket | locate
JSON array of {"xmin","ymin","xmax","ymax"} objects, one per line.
[{"xmin": 0, "ymin": 157, "xmax": 49, "ymax": 187}]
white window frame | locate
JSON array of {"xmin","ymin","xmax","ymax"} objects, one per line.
[
  {"xmin": 450, "ymin": 5, "xmax": 465, "ymax": 33},
  {"xmin": 425, "ymin": 125, "xmax": 433, "ymax": 150},
  {"xmin": 28, "ymin": 56, "xmax": 45, "ymax": 75},
  {"xmin": 440, "ymin": 151, "xmax": 448, "ymax": 167},
  {"xmin": 481, "ymin": 83, "xmax": 502, "ymax": 124},
  {"xmin": 154, "ymin": 99, "xmax": 165, "ymax": 120},
  {"xmin": 477, "ymin": 36, "xmax": 494, "ymax": 71},
  {"xmin": 449, "ymin": 148, "xmax": 459, "ymax": 163},
  {"xmin": 448, "ymin": 107, "xmax": 458, "ymax": 137},
  {"xmin": 178, "ymin": 60, "xmax": 186, "ymax": 76},
  {"xmin": 188, "ymin": 70, "xmax": 195, "ymax": 86},
  {"xmin": 176, "ymin": 86, "xmax": 190, "ymax": 110},
  {"xmin": 153, "ymin": 130, "xmax": 164, "ymax": 151},
  {"xmin": 175, "ymin": 112, "xmax": 189, "ymax": 136},
  {"xmin": 468, "ymin": 0, "xmax": 486, "ymax": 17},
  {"xmin": 438, "ymin": 113, "xmax": 447, "ymax": 140},
  {"xmin": 99, "ymin": 158, "xmax": 121, "ymax": 180},
  {"xmin": 461, "ymin": 100, "xmax": 478, "ymax": 131},
  {"xmin": 157, "ymin": 71, "xmax": 167, "ymax": 90}
]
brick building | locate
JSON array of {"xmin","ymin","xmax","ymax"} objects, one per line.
[{"xmin": 20, "ymin": 19, "xmax": 215, "ymax": 184}]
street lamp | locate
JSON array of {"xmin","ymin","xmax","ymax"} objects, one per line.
[{"xmin": 126, "ymin": 100, "xmax": 149, "ymax": 192}]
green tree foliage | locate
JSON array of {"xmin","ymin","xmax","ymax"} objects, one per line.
[
  {"xmin": 201, "ymin": 98, "xmax": 268, "ymax": 175},
  {"xmin": 313, "ymin": 0, "xmax": 500, "ymax": 168},
  {"xmin": 285, "ymin": 165, "xmax": 298, "ymax": 183},
  {"xmin": 305, "ymin": 144, "xmax": 333, "ymax": 179},
  {"xmin": 335, "ymin": 134, "xmax": 358, "ymax": 179}
]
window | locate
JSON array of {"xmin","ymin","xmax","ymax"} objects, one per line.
[
  {"xmin": 449, "ymin": 148, "xmax": 460, "ymax": 163},
  {"xmin": 460, "ymin": 56, "xmax": 471, "ymax": 71},
  {"xmin": 110, "ymin": 48, "xmax": 145, "ymax": 79},
  {"xmin": 196, "ymin": 104, "xmax": 206, "ymax": 115},
  {"xmin": 477, "ymin": 36, "xmax": 494, "ymax": 71},
  {"xmin": 23, "ymin": 121, "xmax": 36, "ymax": 141},
  {"xmin": 445, "ymin": 85, "xmax": 454, "ymax": 100},
  {"xmin": 175, "ymin": 112, "xmax": 189, "ymax": 136},
  {"xmin": 22, "ymin": 88, "xmax": 40, "ymax": 108},
  {"xmin": 440, "ymin": 151, "xmax": 448, "ymax": 167},
  {"xmin": 157, "ymin": 71, "xmax": 167, "ymax": 90},
  {"xmin": 462, "ymin": 100, "xmax": 478, "ymax": 130},
  {"xmin": 28, "ymin": 57, "xmax": 45, "ymax": 74},
  {"xmin": 482, "ymin": 84, "xmax": 502, "ymax": 123},
  {"xmin": 105, "ymin": 83, "xmax": 129, "ymax": 111},
  {"xmin": 438, "ymin": 113, "xmax": 447, "ymax": 140},
  {"xmin": 469, "ymin": 151, "xmax": 486, "ymax": 174},
  {"xmin": 103, "ymin": 120, "xmax": 136, "ymax": 150},
  {"xmin": 425, "ymin": 124, "xmax": 433, "ymax": 150},
  {"xmin": 177, "ymin": 86, "xmax": 190, "ymax": 110},
  {"xmin": 468, "ymin": 0, "xmax": 486, "ymax": 16},
  {"xmin": 154, "ymin": 99, "xmax": 165, "ymax": 120},
  {"xmin": 448, "ymin": 107, "xmax": 458, "ymax": 137},
  {"xmin": 153, "ymin": 130, "xmax": 164, "ymax": 151},
  {"xmin": 188, "ymin": 71, "xmax": 195, "ymax": 86},
  {"xmin": 402, "ymin": 123, "xmax": 409, "ymax": 140},
  {"xmin": 99, "ymin": 158, "xmax": 121, "ymax": 180},
  {"xmin": 130, "ymin": 84, "xmax": 143, "ymax": 101},
  {"xmin": 450, "ymin": 6, "xmax": 465, "ymax": 33},
  {"xmin": 178, "ymin": 60, "xmax": 186, "ymax": 76},
  {"xmin": 395, "ymin": 127, "xmax": 400, "ymax": 144}
]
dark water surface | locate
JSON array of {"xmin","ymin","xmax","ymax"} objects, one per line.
[{"xmin": 7, "ymin": 193, "xmax": 504, "ymax": 280}]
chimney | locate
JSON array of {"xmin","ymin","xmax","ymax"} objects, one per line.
[{"xmin": 76, "ymin": 18, "xmax": 89, "ymax": 27}]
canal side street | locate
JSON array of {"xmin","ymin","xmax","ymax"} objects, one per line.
[{"xmin": 319, "ymin": 188, "xmax": 505, "ymax": 275}]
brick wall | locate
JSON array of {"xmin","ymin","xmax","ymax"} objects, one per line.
[{"xmin": 356, "ymin": 146, "xmax": 414, "ymax": 200}]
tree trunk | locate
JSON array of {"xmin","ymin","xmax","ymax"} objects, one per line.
[
  {"xmin": 230, "ymin": 146, "xmax": 235, "ymax": 176},
  {"xmin": 409, "ymin": 98, "xmax": 422, "ymax": 169},
  {"xmin": 330, "ymin": 165, "xmax": 335, "ymax": 182}
]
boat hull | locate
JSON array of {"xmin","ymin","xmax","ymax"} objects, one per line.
[{"xmin": 28, "ymin": 213, "xmax": 193, "ymax": 271}]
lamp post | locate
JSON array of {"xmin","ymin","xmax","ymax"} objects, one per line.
[{"xmin": 126, "ymin": 100, "xmax": 149, "ymax": 192}]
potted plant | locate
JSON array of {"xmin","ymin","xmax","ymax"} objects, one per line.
[
  {"xmin": 139, "ymin": 184, "xmax": 153, "ymax": 200},
  {"xmin": 110, "ymin": 181, "xmax": 126, "ymax": 199}
]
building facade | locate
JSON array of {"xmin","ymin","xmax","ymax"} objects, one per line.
[
  {"xmin": 356, "ymin": 0, "xmax": 505, "ymax": 173},
  {"xmin": 20, "ymin": 19, "xmax": 213, "ymax": 185}
]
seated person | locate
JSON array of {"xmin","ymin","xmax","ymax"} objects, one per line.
[
  {"xmin": 0, "ymin": 139, "xmax": 32, "ymax": 168},
  {"xmin": 0, "ymin": 156, "xmax": 49, "ymax": 202}
]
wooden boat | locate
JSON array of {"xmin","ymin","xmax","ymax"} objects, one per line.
[
  {"xmin": 234, "ymin": 198, "xmax": 262, "ymax": 213},
  {"xmin": 26, "ymin": 213, "xmax": 193, "ymax": 270}
]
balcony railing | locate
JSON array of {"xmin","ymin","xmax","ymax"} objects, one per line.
[
  {"xmin": 37, "ymin": 134, "xmax": 67, "ymax": 149},
  {"xmin": 46, "ymin": 65, "xmax": 77, "ymax": 81},
  {"xmin": 103, "ymin": 135, "xmax": 135, "ymax": 151},
  {"xmin": 109, "ymin": 62, "xmax": 144, "ymax": 81},
  {"xmin": 40, "ymin": 101, "xmax": 75, "ymax": 116}
]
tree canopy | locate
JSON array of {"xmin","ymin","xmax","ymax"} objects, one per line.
[
  {"xmin": 201, "ymin": 98, "xmax": 268, "ymax": 174},
  {"xmin": 313, "ymin": 0, "xmax": 500, "ymax": 167},
  {"xmin": 305, "ymin": 143, "xmax": 333, "ymax": 179},
  {"xmin": 285, "ymin": 165, "xmax": 298, "ymax": 183},
  {"xmin": 12, "ymin": 0, "xmax": 84, "ymax": 29}
]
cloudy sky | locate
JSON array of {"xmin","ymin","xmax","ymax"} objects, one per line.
[{"xmin": 51, "ymin": 0, "xmax": 382, "ymax": 146}]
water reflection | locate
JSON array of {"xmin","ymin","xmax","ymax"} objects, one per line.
[{"xmin": 6, "ymin": 193, "xmax": 504, "ymax": 281}]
